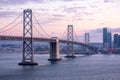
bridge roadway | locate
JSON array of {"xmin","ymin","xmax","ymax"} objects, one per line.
[{"xmin": 0, "ymin": 35, "xmax": 97, "ymax": 50}]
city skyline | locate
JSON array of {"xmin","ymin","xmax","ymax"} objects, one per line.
[{"xmin": 0, "ymin": 0, "xmax": 120, "ymax": 42}]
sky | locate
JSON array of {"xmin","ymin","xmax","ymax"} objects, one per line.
[{"xmin": 0, "ymin": 0, "xmax": 120, "ymax": 43}]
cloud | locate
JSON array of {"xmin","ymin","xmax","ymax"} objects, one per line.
[
  {"xmin": 0, "ymin": 0, "xmax": 76, "ymax": 6},
  {"xmin": 64, "ymin": 8, "xmax": 77, "ymax": 13},
  {"xmin": 63, "ymin": 6, "xmax": 86, "ymax": 13},
  {"xmin": 82, "ymin": 12, "xmax": 94, "ymax": 16},
  {"xmin": 0, "ymin": 0, "xmax": 120, "ymax": 40},
  {"xmin": 34, "ymin": 17, "xmax": 63, "ymax": 25},
  {"xmin": 58, "ymin": 0, "xmax": 76, "ymax": 1},
  {"xmin": 0, "ymin": 0, "xmax": 28, "ymax": 5},
  {"xmin": 0, "ymin": 0, "xmax": 47, "ymax": 6},
  {"xmin": 75, "ymin": 18, "xmax": 84, "ymax": 21},
  {"xmin": 104, "ymin": 0, "xmax": 114, "ymax": 2},
  {"xmin": 33, "ymin": 13, "xmax": 65, "ymax": 25},
  {"xmin": 37, "ymin": 8, "xmax": 49, "ymax": 11},
  {"xmin": 52, "ymin": 14, "xmax": 65, "ymax": 18},
  {"xmin": 90, "ymin": 5, "xmax": 97, "ymax": 8},
  {"xmin": 50, "ymin": 17, "xmax": 63, "ymax": 21},
  {"xmin": 0, "ymin": 11, "xmax": 19, "ymax": 18}
]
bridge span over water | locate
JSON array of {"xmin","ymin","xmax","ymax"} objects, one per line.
[
  {"xmin": 0, "ymin": 35, "xmax": 97, "ymax": 65},
  {"xmin": 0, "ymin": 9, "xmax": 97, "ymax": 66}
]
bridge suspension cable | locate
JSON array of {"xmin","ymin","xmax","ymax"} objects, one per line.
[
  {"xmin": 32, "ymin": 13, "xmax": 51, "ymax": 38},
  {"xmin": 33, "ymin": 25, "xmax": 46, "ymax": 37},
  {"xmin": 0, "ymin": 13, "xmax": 22, "ymax": 31},
  {"xmin": 59, "ymin": 28, "xmax": 67, "ymax": 40},
  {"xmin": 74, "ymin": 29, "xmax": 87, "ymax": 43},
  {"xmin": 73, "ymin": 29, "xmax": 81, "ymax": 42},
  {"xmin": 0, "ymin": 20, "xmax": 22, "ymax": 33}
]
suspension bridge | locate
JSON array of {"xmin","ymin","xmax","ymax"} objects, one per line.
[{"xmin": 0, "ymin": 9, "xmax": 97, "ymax": 66}]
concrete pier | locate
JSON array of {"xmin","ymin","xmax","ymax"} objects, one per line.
[{"xmin": 48, "ymin": 37, "xmax": 61, "ymax": 61}]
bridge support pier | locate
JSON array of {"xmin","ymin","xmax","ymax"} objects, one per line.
[{"xmin": 48, "ymin": 37, "xmax": 61, "ymax": 61}]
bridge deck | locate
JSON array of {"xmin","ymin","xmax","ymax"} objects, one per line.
[{"xmin": 0, "ymin": 35, "xmax": 97, "ymax": 50}]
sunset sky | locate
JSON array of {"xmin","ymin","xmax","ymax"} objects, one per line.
[{"xmin": 0, "ymin": 0, "xmax": 120, "ymax": 42}]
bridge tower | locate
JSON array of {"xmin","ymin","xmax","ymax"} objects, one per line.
[
  {"xmin": 84, "ymin": 33, "xmax": 90, "ymax": 54},
  {"xmin": 19, "ymin": 9, "xmax": 38, "ymax": 66},
  {"xmin": 85, "ymin": 33, "xmax": 90, "ymax": 44},
  {"xmin": 65, "ymin": 25, "xmax": 76, "ymax": 58}
]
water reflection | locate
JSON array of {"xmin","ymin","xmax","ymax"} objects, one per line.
[{"xmin": 1, "ymin": 53, "xmax": 120, "ymax": 80}]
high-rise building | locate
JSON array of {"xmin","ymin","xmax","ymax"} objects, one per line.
[
  {"xmin": 119, "ymin": 35, "xmax": 120, "ymax": 47},
  {"xmin": 107, "ymin": 32, "xmax": 112, "ymax": 48},
  {"xmin": 103, "ymin": 28, "xmax": 112, "ymax": 49},
  {"xmin": 114, "ymin": 34, "xmax": 119, "ymax": 48},
  {"xmin": 103, "ymin": 28, "xmax": 108, "ymax": 48}
]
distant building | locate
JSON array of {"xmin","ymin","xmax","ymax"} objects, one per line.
[
  {"xmin": 103, "ymin": 28, "xmax": 112, "ymax": 49},
  {"xmin": 119, "ymin": 35, "xmax": 120, "ymax": 47},
  {"xmin": 103, "ymin": 28, "xmax": 107, "ymax": 48},
  {"xmin": 107, "ymin": 32, "xmax": 112, "ymax": 48},
  {"xmin": 114, "ymin": 34, "xmax": 119, "ymax": 48}
]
